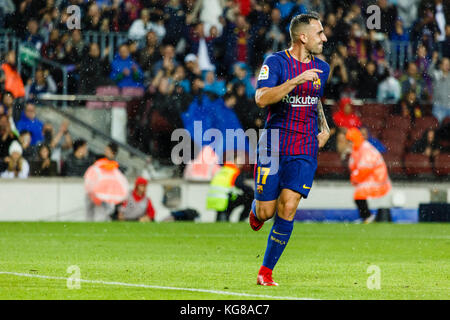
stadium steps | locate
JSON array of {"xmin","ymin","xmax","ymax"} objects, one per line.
[{"xmin": 35, "ymin": 105, "xmax": 175, "ymax": 179}]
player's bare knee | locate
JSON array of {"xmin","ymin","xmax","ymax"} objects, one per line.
[
  {"xmin": 256, "ymin": 205, "xmax": 275, "ymax": 221},
  {"xmin": 277, "ymin": 201, "xmax": 298, "ymax": 220}
]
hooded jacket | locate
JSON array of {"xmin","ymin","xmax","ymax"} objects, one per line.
[
  {"xmin": 16, "ymin": 111, "xmax": 44, "ymax": 146},
  {"xmin": 346, "ymin": 128, "xmax": 391, "ymax": 200},
  {"xmin": 332, "ymin": 97, "xmax": 362, "ymax": 129}
]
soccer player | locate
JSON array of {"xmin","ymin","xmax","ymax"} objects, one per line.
[{"xmin": 250, "ymin": 12, "xmax": 331, "ymax": 286}]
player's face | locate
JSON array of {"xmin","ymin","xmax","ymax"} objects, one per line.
[{"xmin": 305, "ymin": 20, "xmax": 327, "ymax": 55}]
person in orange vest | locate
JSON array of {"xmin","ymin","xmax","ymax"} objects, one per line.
[
  {"xmin": 345, "ymin": 127, "xmax": 392, "ymax": 223},
  {"xmin": 1, "ymin": 51, "xmax": 25, "ymax": 99}
]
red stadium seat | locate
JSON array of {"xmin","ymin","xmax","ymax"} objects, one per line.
[
  {"xmin": 414, "ymin": 116, "xmax": 439, "ymax": 133},
  {"xmin": 403, "ymin": 153, "xmax": 433, "ymax": 177},
  {"xmin": 383, "ymin": 139, "xmax": 405, "ymax": 156},
  {"xmin": 361, "ymin": 117, "xmax": 384, "ymax": 138},
  {"xmin": 383, "ymin": 154, "xmax": 404, "ymax": 176},
  {"xmin": 433, "ymin": 153, "xmax": 450, "ymax": 176},
  {"xmin": 359, "ymin": 104, "xmax": 391, "ymax": 120},
  {"xmin": 385, "ymin": 115, "xmax": 411, "ymax": 131},
  {"xmin": 382, "ymin": 128, "xmax": 408, "ymax": 144},
  {"xmin": 316, "ymin": 152, "xmax": 347, "ymax": 177},
  {"xmin": 86, "ymin": 101, "xmax": 106, "ymax": 109},
  {"xmin": 121, "ymin": 87, "xmax": 145, "ymax": 97},
  {"xmin": 86, "ymin": 86, "xmax": 121, "ymax": 109},
  {"xmin": 96, "ymin": 86, "xmax": 120, "ymax": 96}
]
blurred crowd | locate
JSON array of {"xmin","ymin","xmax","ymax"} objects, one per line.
[{"xmin": 0, "ymin": 0, "xmax": 449, "ymax": 179}]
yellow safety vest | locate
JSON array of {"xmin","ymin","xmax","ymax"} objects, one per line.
[{"xmin": 206, "ymin": 164, "xmax": 240, "ymax": 211}]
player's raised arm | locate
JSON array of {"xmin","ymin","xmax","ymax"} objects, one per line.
[{"xmin": 255, "ymin": 68, "xmax": 323, "ymax": 108}]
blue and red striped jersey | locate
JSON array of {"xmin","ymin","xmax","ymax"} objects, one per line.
[{"xmin": 256, "ymin": 50, "xmax": 330, "ymax": 158}]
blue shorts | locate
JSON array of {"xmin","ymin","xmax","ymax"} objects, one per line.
[{"xmin": 254, "ymin": 154, "xmax": 317, "ymax": 201}]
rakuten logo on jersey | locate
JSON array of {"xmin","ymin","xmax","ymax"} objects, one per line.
[{"xmin": 282, "ymin": 95, "xmax": 318, "ymax": 107}]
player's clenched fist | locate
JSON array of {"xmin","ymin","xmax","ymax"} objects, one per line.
[{"xmin": 291, "ymin": 68, "xmax": 323, "ymax": 85}]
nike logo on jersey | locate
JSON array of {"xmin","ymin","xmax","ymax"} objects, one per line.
[{"xmin": 303, "ymin": 184, "xmax": 311, "ymax": 189}]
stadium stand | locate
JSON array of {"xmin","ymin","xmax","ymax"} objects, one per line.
[{"xmin": 0, "ymin": 0, "xmax": 448, "ymax": 182}]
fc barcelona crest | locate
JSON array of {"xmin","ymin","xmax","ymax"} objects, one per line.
[
  {"xmin": 257, "ymin": 185, "xmax": 263, "ymax": 194},
  {"xmin": 313, "ymin": 78, "xmax": 321, "ymax": 90}
]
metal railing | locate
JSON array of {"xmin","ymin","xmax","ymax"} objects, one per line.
[{"xmin": 37, "ymin": 96, "xmax": 150, "ymax": 161}]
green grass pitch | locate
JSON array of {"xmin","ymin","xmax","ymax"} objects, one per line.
[{"xmin": 0, "ymin": 222, "xmax": 448, "ymax": 300}]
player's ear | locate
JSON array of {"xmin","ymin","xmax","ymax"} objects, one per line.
[{"xmin": 299, "ymin": 32, "xmax": 308, "ymax": 44}]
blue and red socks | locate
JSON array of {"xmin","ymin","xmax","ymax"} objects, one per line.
[{"xmin": 261, "ymin": 213, "xmax": 294, "ymax": 271}]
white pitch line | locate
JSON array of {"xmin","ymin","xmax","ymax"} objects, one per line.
[{"xmin": 0, "ymin": 271, "xmax": 317, "ymax": 300}]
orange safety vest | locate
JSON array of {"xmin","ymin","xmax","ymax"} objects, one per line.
[
  {"xmin": 347, "ymin": 129, "xmax": 391, "ymax": 200},
  {"xmin": 1, "ymin": 63, "xmax": 25, "ymax": 98}
]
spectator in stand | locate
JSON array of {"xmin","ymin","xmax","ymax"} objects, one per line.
[
  {"xmin": 1, "ymin": 140, "xmax": 29, "ymax": 179},
  {"xmin": 399, "ymin": 62, "xmax": 426, "ymax": 100},
  {"xmin": 431, "ymin": 57, "xmax": 450, "ymax": 123},
  {"xmin": 412, "ymin": 3, "xmax": 440, "ymax": 55},
  {"xmin": 222, "ymin": 13, "xmax": 251, "ymax": 70},
  {"xmin": 357, "ymin": 60, "xmax": 380, "ymax": 99},
  {"xmin": 230, "ymin": 62, "xmax": 255, "ymax": 99},
  {"xmin": 128, "ymin": 9, "xmax": 153, "ymax": 41},
  {"xmin": 25, "ymin": 68, "xmax": 57, "ymax": 101},
  {"xmin": 30, "ymin": 143, "xmax": 58, "ymax": 176},
  {"xmin": 110, "ymin": 43, "xmax": 144, "ymax": 89},
  {"xmin": 377, "ymin": 68, "xmax": 401, "ymax": 103},
  {"xmin": 188, "ymin": 0, "xmax": 225, "ymax": 33},
  {"xmin": 146, "ymin": 10, "xmax": 167, "ymax": 43},
  {"xmin": 84, "ymin": 2, "xmax": 104, "ymax": 31},
  {"xmin": 399, "ymin": 90, "xmax": 423, "ymax": 123},
  {"xmin": 152, "ymin": 44, "xmax": 179, "ymax": 78},
  {"xmin": 389, "ymin": 17, "xmax": 410, "ymax": 70},
  {"xmin": 79, "ymin": 43, "xmax": 111, "ymax": 94},
  {"xmin": 415, "ymin": 44, "xmax": 433, "ymax": 95},
  {"xmin": 434, "ymin": 0, "xmax": 448, "ymax": 48},
  {"xmin": 0, "ymin": 91, "xmax": 19, "ymax": 134},
  {"xmin": 117, "ymin": 176, "xmax": 156, "ymax": 222},
  {"xmin": 138, "ymin": 31, "xmax": 160, "ymax": 83},
  {"xmin": 24, "ymin": 19, "xmax": 44, "ymax": 51},
  {"xmin": 396, "ymin": 0, "xmax": 420, "ymax": 33},
  {"xmin": 16, "ymin": 101, "xmax": 43, "ymax": 146},
  {"xmin": 40, "ymin": 29, "xmax": 60, "ymax": 61},
  {"xmin": 18, "ymin": 130, "xmax": 37, "ymax": 162},
  {"xmin": 412, "ymin": 129, "xmax": 441, "ymax": 160},
  {"xmin": 265, "ymin": 8, "xmax": 287, "ymax": 53},
  {"xmin": 332, "ymin": 97, "xmax": 362, "ymax": 130},
  {"xmin": 203, "ymin": 70, "xmax": 226, "ymax": 96},
  {"xmin": 68, "ymin": 29, "xmax": 85, "ymax": 58},
  {"xmin": 184, "ymin": 53, "xmax": 202, "ymax": 82},
  {"xmin": 164, "ymin": 0, "xmax": 188, "ymax": 46},
  {"xmin": 275, "ymin": 0, "xmax": 296, "ymax": 20},
  {"xmin": 0, "ymin": 113, "xmax": 17, "ymax": 161},
  {"xmin": 443, "ymin": 25, "xmax": 450, "ymax": 58},
  {"xmin": 62, "ymin": 139, "xmax": 95, "ymax": 177},
  {"xmin": 97, "ymin": 141, "xmax": 127, "ymax": 173},
  {"xmin": 41, "ymin": 120, "xmax": 72, "ymax": 172},
  {"xmin": 377, "ymin": 0, "xmax": 398, "ymax": 36},
  {"xmin": 1, "ymin": 50, "xmax": 25, "ymax": 99},
  {"xmin": 326, "ymin": 51, "xmax": 349, "ymax": 100},
  {"xmin": 187, "ymin": 22, "xmax": 216, "ymax": 72},
  {"xmin": 232, "ymin": 81, "xmax": 265, "ymax": 131}
]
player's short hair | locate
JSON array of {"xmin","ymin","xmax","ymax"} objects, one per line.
[{"xmin": 289, "ymin": 12, "xmax": 320, "ymax": 44}]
